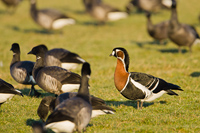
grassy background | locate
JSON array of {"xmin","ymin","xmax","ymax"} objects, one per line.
[{"xmin": 0, "ymin": 0, "xmax": 200, "ymax": 132}]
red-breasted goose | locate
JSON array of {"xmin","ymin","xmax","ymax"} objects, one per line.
[
  {"xmin": 28, "ymin": 45, "xmax": 81, "ymax": 95},
  {"xmin": 45, "ymin": 47, "xmax": 86, "ymax": 70},
  {"xmin": 0, "ymin": 78, "xmax": 23, "ymax": 107},
  {"xmin": 110, "ymin": 47, "xmax": 183, "ymax": 109},
  {"xmin": 10, "ymin": 43, "xmax": 41, "ymax": 97},
  {"xmin": 146, "ymin": 12, "xmax": 169, "ymax": 44},
  {"xmin": 43, "ymin": 62, "xmax": 92, "ymax": 132},
  {"xmin": 30, "ymin": 0, "xmax": 75, "ymax": 30},
  {"xmin": 168, "ymin": 0, "xmax": 200, "ymax": 53},
  {"xmin": 126, "ymin": 0, "xmax": 172, "ymax": 13},
  {"xmin": 37, "ymin": 92, "xmax": 115, "ymax": 122},
  {"xmin": 1, "ymin": 0, "xmax": 22, "ymax": 13},
  {"xmin": 83, "ymin": 0, "xmax": 128, "ymax": 24}
]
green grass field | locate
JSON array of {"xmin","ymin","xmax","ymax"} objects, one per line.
[{"xmin": 0, "ymin": 0, "xmax": 200, "ymax": 132}]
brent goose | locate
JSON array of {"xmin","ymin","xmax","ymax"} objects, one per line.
[{"xmin": 10, "ymin": 43, "xmax": 40, "ymax": 97}]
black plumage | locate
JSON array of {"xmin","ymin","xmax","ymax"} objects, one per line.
[
  {"xmin": 0, "ymin": 78, "xmax": 23, "ymax": 107},
  {"xmin": 10, "ymin": 43, "xmax": 40, "ymax": 97}
]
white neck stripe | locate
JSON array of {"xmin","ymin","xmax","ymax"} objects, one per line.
[{"xmin": 120, "ymin": 73, "xmax": 131, "ymax": 93}]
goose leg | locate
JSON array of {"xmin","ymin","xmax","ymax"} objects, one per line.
[
  {"xmin": 32, "ymin": 85, "xmax": 41, "ymax": 97},
  {"xmin": 140, "ymin": 101, "xmax": 143, "ymax": 109},
  {"xmin": 137, "ymin": 101, "xmax": 140, "ymax": 109}
]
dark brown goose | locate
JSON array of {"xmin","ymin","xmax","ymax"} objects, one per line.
[
  {"xmin": 0, "ymin": 78, "xmax": 23, "ymax": 107},
  {"xmin": 10, "ymin": 43, "xmax": 41, "ymax": 97},
  {"xmin": 30, "ymin": 0, "xmax": 75, "ymax": 30},
  {"xmin": 28, "ymin": 45, "xmax": 81, "ymax": 95},
  {"xmin": 1, "ymin": 0, "xmax": 22, "ymax": 13},
  {"xmin": 168, "ymin": 0, "xmax": 200, "ymax": 53},
  {"xmin": 45, "ymin": 47, "xmax": 85, "ymax": 70},
  {"xmin": 126, "ymin": 0, "xmax": 172, "ymax": 13},
  {"xmin": 33, "ymin": 63, "xmax": 92, "ymax": 133},
  {"xmin": 37, "ymin": 93, "xmax": 115, "ymax": 122},
  {"xmin": 83, "ymin": 0, "xmax": 128, "ymax": 24},
  {"xmin": 146, "ymin": 12, "xmax": 169, "ymax": 44}
]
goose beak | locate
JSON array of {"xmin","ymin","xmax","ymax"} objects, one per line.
[
  {"xmin": 27, "ymin": 51, "xmax": 33, "ymax": 55},
  {"xmin": 109, "ymin": 53, "xmax": 113, "ymax": 56}
]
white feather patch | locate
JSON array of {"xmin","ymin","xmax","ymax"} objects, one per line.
[
  {"xmin": 52, "ymin": 18, "xmax": 75, "ymax": 29},
  {"xmin": 91, "ymin": 110, "xmax": 115, "ymax": 118},
  {"xmin": 107, "ymin": 12, "xmax": 128, "ymax": 21},
  {"xmin": 130, "ymin": 78, "xmax": 152, "ymax": 98},
  {"xmin": 61, "ymin": 84, "xmax": 80, "ymax": 92},
  {"xmin": 45, "ymin": 120, "xmax": 75, "ymax": 133},
  {"xmin": 61, "ymin": 63, "xmax": 79, "ymax": 70},
  {"xmin": 142, "ymin": 90, "xmax": 166, "ymax": 102},
  {"xmin": 162, "ymin": 0, "xmax": 172, "ymax": 8},
  {"xmin": 28, "ymin": 75, "xmax": 36, "ymax": 84},
  {"xmin": 0, "ymin": 94, "xmax": 14, "ymax": 103},
  {"xmin": 76, "ymin": 57, "xmax": 86, "ymax": 63}
]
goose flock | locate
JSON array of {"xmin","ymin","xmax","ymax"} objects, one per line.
[{"xmin": 0, "ymin": 0, "xmax": 199, "ymax": 132}]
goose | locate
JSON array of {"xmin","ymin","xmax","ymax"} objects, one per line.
[
  {"xmin": 37, "ymin": 93, "xmax": 115, "ymax": 122},
  {"xmin": 146, "ymin": 12, "xmax": 169, "ymax": 44},
  {"xmin": 28, "ymin": 44, "xmax": 81, "ymax": 95},
  {"xmin": 1, "ymin": 0, "xmax": 22, "ymax": 13},
  {"xmin": 45, "ymin": 47, "xmax": 86, "ymax": 70},
  {"xmin": 126, "ymin": 0, "xmax": 172, "ymax": 13},
  {"xmin": 30, "ymin": 0, "xmax": 75, "ymax": 30},
  {"xmin": 0, "ymin": 78, "xmax": 23, "ymax": 107},
  {"xmin": 110, "ymin": 47, "xmax": 183, "ymax": 109},
  {"xmin": 168, "ymin": 0, "xmax": 200, "ymax": 53},
  {"xmin": 33, "ymin": 62, "xmax": 92, "ymax": 133},
  {"xmin": 83, "ymin": 0, "xmax": 128, "ymax": 24},
  {"xmin": 10, "ymin": 43, "xmax": 41, "ymax": 97}
]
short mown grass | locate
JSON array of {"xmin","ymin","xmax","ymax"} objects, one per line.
[{"xmin": 0, "ymin": 0, "xmax": 200, "ymax": 132}]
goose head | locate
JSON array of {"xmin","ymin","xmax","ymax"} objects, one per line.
[
  {"xmin": 110, "ymin": 47, "xmax": 130, "ymax": 72},
  {"xmin": 28, "ymin": 44, "xmax": 48, "ymax": 59},
  {"xmin": 10, "ymin": 43, "xmax": 20, "ymax": 54}
]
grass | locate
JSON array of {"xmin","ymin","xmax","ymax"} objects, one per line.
[{"xmin": 0, "ymin": 0, "xmax": 200, "ymax": 132}]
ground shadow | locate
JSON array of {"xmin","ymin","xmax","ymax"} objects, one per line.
[
  {"xmin": 26, "ymin": 119, "xmax": 55, "ymax": 133},
  {"xmin": 190, "ymin": 72, "xmax": 200, "ymax": 77},
  {"xmin": 105, "ymin": 100, "xmax": 153, "ymax": 109},
  {"xmin": 158, "ymin": 48, "xmax": 188, "ymax": 53},
  {"xmin": 7, "ymin": 25, "xmax": 61, "ymax": 35},
  {"xmin": 130, "ymin": 40, "xmax": 168, "ymax": 48},
  {"xmin": 105, "ymin": 100, "xmax": 167, "ymax": 109},
  {"xmin": 19, "ymin": 88, "xmax": 56, "ymax": 98}
]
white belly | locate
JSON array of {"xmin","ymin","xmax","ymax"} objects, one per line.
[
  {"xmin": 61, "ymin": 84, "xmax": 80, "ymax": 93},
  {"xmin": 142, "ymin": 91, "xmax": 167, "ymax": 102},
  {"xmin": 0, "ymin": 94, "xmax": 14, "ymax": 103},
  {"xmin": 61, "ymin": 63, "xmax": 79, "ymax": 70},
  {"xmin": 52, "ymin": 18, "xmax": 75, "ymax": 29},
  {"xmin": 107, "ymin": 12, "xmax": 128, "ymax": 21},
  {"xmin": 45, "ymin": 120, "xmax": 75, "ymax": 133}
]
